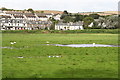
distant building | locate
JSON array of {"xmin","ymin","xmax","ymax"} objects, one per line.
[
  {"xmin": 0, "ymin": 11, "xmax": 53, "ymax": 30},
  {"xmin": 88, "ymin": 22, "xmax": 94, "ymax": 27},
  {"xmin": 53, "ymin": 14, "xmax": 61, "ymax": 20},
  {"xmin": 24, "ymin": 13, "xmax": 37, "ymax": 21},
  {"xmin": 35, "ymin": 13, "xmax": 48, "ymax": 21},
  {"xmin": 55, "ymin": 22, "xmax": 84, "ymax": 30}
]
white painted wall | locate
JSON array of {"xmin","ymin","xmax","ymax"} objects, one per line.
[
  {"xmin": 55, "ymin": 25, "xmax": 84, "ymax": 30},
  {"xmin": 38, "ymin": 17, "xmax": 48, "ymax": 21},
  {"xmin": 53, "ymin": 15, "xmax": 61, "ymax": 20}
]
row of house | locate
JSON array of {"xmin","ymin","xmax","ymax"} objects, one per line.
[
  {"xmin": 0, "ymin": 10, "xmax": 61, "ymax": 30},
  {"xmin": 2, "ymin": 11, "xmax": 61, "ymax": 21},
  {"xmin": 2, "ymin": 10, "xmax": 115, "ymax": 30},
  {"xmin": 0, "ymin": 19, "xmax": 52, "ymax": 30},
  {"xmin": 55, "ymin": 21, "xmax": 84, "ymax": 30}
]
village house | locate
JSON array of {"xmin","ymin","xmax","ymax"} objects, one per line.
[
  {"xmin": 53, "ymin": 14, "xmax": 61, "ymax": 20},
  {"xmin": 35, "ymin": 13, "xmax": 48, "ymax": 21},
  {"xmin": 55, "ymin": 21, "xmax": 84, "ymax": 30},
  {"xmin": 45, "ymin": 13, "xmax": 53, "ymax": 19},
  {"xmin": 0, "ymin": 11, "xmax": 53, "ymax": 30},
  {"xmin": 24, "ymin": 13, "xmax": 37, "ymax": 21},
  {"xmin": 0, "ymin": 18, "xmax": 28, "ymax": 30}
]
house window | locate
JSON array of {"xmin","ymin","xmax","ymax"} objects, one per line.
[{"xmin": 64, "ymin": 27, "xmax": 66, "ymax": 29}]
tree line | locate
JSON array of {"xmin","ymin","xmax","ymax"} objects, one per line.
[{"xmin": 60, "ymin": 10, "xmax": 118, "ymax": 29}]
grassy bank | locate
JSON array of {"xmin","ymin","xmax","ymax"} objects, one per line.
[
  {"xmin": 1, "ymin": 29, "xmax": 119, "ymax": 34},
  {"xmin": 2, "ymin": 33, "xmax": 118, "ymax": 78}
]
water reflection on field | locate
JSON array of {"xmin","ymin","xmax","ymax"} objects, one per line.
[{"xmin": 45, "ymin": 44, "xmax": 119, "ymax": 47}]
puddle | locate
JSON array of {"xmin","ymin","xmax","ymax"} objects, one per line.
[
  {"xmin": 44, "ymin": 44, "xmax": 119, "ymax": 47},
  {"xmin": 0, "ymin": 47, "xmax": 22, "ymax": 49},
  {"xmin": 0, "ymin": 47, "xmax": 14, "ymax": 49}
]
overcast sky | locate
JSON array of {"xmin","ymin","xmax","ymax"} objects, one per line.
[{"xmin": 0, "ymin": 0, "xmax": 119, "ymax": 12}]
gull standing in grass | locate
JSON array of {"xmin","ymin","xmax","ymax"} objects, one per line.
[
  {"xmin": 46, "ymin": 41, "xmax": 50, "ymax": 44},
  {"xmin": 48, "ymin": 56, "xmax": 51, "ymax": 58},
  {"xmin": 46, "ymin": 41, "xmax": 50, "ymax": 45},
  {"xmin": 14, "ymin": 42, "xmax": 16, "ymax": 44},
  {"xmin": 93, "ymin": 43, "xmax": 95, "ymax": 46},
  {"xmin": 10, "ymin": 42, "xmax": 14, "ymax": 45}
]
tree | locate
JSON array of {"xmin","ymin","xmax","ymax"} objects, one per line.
[
  {"xmin": 89, "ymin": 14, "xmax": 100, "ymax": 19},
  {"xmin": 63, "ymin": 16, "xmax": 73, "ymax": 23},
  {"xmin": 83, "ymin": 17, "xmax": 94, "ymax": 28},
  {"xmin": 50, "ymin": 18, "xmax": 59, "ymax": 30},
  {"xmin": 1, "ymin": 7, "xmax": 7, "ymax": 11},
  {"xmin": 41, "ymin": 11, "xmax": 44, "ymax": 13},
  {"xmin": 27, "ymin": 8, "xmax": 34, "ymax": 14},
  {"xmin": 97, "ymin": 15, "xmax": 118, "ymax": 29},
  {"xmin": 63, "ymin": 10, "xmax": 68, "ymax": 14},
  {"xmin": 60, "ymin": 10, "xmax": 69, "ymax": 19},
  {"xmin": 73, "ymin": 14, "xmax": 84, "ymax": 22},
  {"xmin": 105, "ymin": 15, "xmax": 118, "ymax": 29}
]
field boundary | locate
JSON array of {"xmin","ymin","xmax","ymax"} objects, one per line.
[{"xmin": 1, "ymin": 29, "xmax": 119, "ymax": 34}]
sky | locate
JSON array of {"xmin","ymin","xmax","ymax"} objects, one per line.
[{"xmin": 0, "ymin": 0, "xmax": 119, "ymax": 13}]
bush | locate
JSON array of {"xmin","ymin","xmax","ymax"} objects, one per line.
[{"xmin": 2, "ymin": 29, "xmax": 118, "ymax": 34}]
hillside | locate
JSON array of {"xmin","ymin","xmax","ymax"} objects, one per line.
[
  {"xmin": 35, "ymin": 10, "xmax": 63, "ymax": 14},
  {"xmin": 103, "ymin": 11, "xmax": 118, "ymax": 15}
]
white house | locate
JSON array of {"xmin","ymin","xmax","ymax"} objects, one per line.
[
  {"xmin": 0, "ymin": 11, "xmax": 53, "ymax": 30},
  {"xmin": 24, "ymin": 13, "xmax": 37, "ymax": 21},
  {"xmin": 35, "ymin": 13, "xmax": 48, "ymax": 21},
  {"xmin": 88, "ymin": 22, "xmax": 94, "ymax": 27},
  {"xmin": 55, "ymin": 22, "xmax": 84, "ymax": 30},
  {"xmin": 45, "ymin": 13, "xmax": 53, "ymax": 19},
  {"xmin": 53, "ymin": 14, "xmax": 61, "ymax": 20}
]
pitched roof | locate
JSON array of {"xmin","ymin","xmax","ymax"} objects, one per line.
[
  {"xmin": 14, "ymin": 15, "xmax": 24, "ymax": 18},
  {"xmin": 0, "ymin": 15, "xmax": 11, "ymax": 18},
  {"xmin": 24, "ymin": 13, "xmax": 36, "ymax": 18},
  {"xmin": 5, "ymin": 11, "xmax": 23, "ymax": 15}
]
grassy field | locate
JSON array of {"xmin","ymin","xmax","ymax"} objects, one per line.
[{"xmin": 2, "ymin": 33, "xmax": 118, "ymax": 78}]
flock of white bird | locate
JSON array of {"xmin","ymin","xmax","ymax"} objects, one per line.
[
  {"xmin": 48, "ymin": 56, "xmax": 61, "ymax": 58},
  {"xmin": 17, "ymin": 56, "xmax": 24, "ymax": 58},
  {"xmin": 17, "ymin": 56, "xmax": 62, "ymax": 58},
  {"xmin": 10, "ymin": 42, "xmax": 16, "ymax": 45}
]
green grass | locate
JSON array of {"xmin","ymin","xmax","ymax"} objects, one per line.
[{"xmin": 2, "ymin": 33, "xmax": 118, "ymax": 78}]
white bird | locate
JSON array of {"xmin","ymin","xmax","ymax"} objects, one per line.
[
  {"xmin": 14, "ymin": 42, "xmax": 16, "ymax": 44},
  {"xmin": 48, "ymin": 56, "xmax": 51, "ymax": 58},
  {"xmin": 18, "ymin": 56, "xmax": 24, "ymax": 58},
  {"xmin": 10, "ymin": 42, "xmax": 14, "ymax": 45},
  {"xmin": 93, "ymin": 43, "xmax": 95, "ymax": 46},
  {"xmin": 47, "ymin": 44, "xmax": 49, "ymax": 45},
  {"xmin": 56, "ymin": 56, "xmax": 60, "ymax": 58},
  {"xmin": 46, "ymin": 41, "xmax": 49, "ymax": 44}
]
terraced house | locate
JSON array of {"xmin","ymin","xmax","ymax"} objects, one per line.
[
  {"xmin": 0, "ymin": 10, "xmax": 56, "ymax": 30},
  {"xmin": 55, "ymin": 21, "xmax": 84, "ymax": 30}
]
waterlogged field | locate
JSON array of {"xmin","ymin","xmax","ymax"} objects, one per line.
[{"xmin": 2, "ymin": 33, "xmax": 118, "ymax": 78}]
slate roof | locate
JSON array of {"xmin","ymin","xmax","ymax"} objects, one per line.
[
  {"xmin": 24, "ymin": 13, "xmax": 36, "ymax": 18},
  {"xmin": 5, "ymin": 11, "xmax": 23, "ymax": 15},
  {"xmin": 0, "ymin": 15, "xmax": 11, "ymax": 18},
  {"xmin": 35, "ymin": 13, "xmax": 47, "ymax": 18},
  {"xmin": 14, "ymin": 15, "xmax": 24, "ymax": 18}
]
